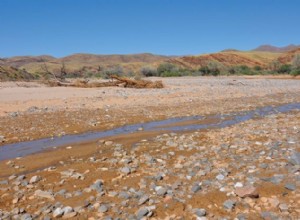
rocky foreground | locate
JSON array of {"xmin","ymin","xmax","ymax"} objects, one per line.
[
  {"xmin": 0, "ymin": 110, "xmax": 300, "ymax": 219},
  {"xmin": 0, "ymin": 77, "xmax": 300, "ymax": 219}
]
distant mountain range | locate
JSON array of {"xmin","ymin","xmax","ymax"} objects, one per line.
[
  {"xmin": 252, "ymin": 44, "xmax": 299, "ymax": 53},
  {"xmin": 0, "ymin": 44, "xmax": 300, "ymax": 80}
]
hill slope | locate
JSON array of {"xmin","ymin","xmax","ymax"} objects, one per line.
[
  {"xmin": 0, "ymin": 53, "xmax": 170, "ymax": 74},
  {"xmin": 0, "ymin": 65, "xmax": 35, "ymax": 81},
  {"xmin": 277, "ymin": 48, "xmax": 300, "ymax": 63},
  {"xmin": 167, "ymin": 51, "xmax": 282, "ymax": 69}
]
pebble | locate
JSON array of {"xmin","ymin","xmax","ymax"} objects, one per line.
[
  {"xmin": 62, "ymin": 206, "xmax": 73, "ymax": 214},
  {"xmin": 21, "ymin": 213, "xmax": 32, "ymax": 220},
  {"xmin": 193, "ymin": 208, "xmax": 206, "ymax": 217},
  {"xmin": 284, "ymin": 183, "xmax": 296, "ymax": 191},
  {"xmin": 289, "ymin": 152, "xmax": 300, "ymax": 165},
  {"xmin": 234, "ymin": 182, "xmax": 243, "ymax": 188},
  {"xmin": 155, "ymin": 186, "xmax": 167, "ymax": 196},
  {"xmin": 191, "ymin": 183, "xmax": 201, "ymax": 193},
  {"xmin": 0, "ymin": 135, "xmax": 5, "ymax": 142},
  {"xmin": 90, "ymin": 179, "xmax": 104, "ymax": 192},
  {"xmin": 53, "ymin": 208, "xmax": 64, "ymax": 218},
  {"xmin": 138, "ymin": 195, "xmax": 149, "ymax": 205},
  {"xmin": 98, "ymin": 205, "xmax": 109, "ymax": 213},
  {"xmin": 279, "ymin": 203, "xmax": 289, "ymax": 212},
  {"xmin": 34, "ymin": 190, "xmax": 55, "ymax": 200},
  {"xmin": 136, "ymin": 207, "xmax": 149, "ymax": 219},
  {"xmin": 105, "ymin": 141, "xmax": 114, "ymax": 146},
  {"xmin": 120, "ymin": 167, "xmax": 131, "ymax": 175},
  {"xmin": 216, "ymin": 174, "xmax": 225, "ymax": 181},
  {"xmin": 29, "ymin": 176, "xmax": 41, "ymax": 184},
  {"xmin": 63, "ymin": 212, "xmax": 77, "ymax": 219},
  {"xmin": 234, "ymin": 185, "xmax": 259, "ymax": 198},
  {"xmin": 223, "ymin": 200, "xmax": 236, "ymax": 210}
]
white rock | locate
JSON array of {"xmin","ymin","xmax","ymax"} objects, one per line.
[
  {"xmin": 34, "ymin": 190, "xmax": 54, "ymax": 200},
  {"xmin": 234, "ymin": 182, "xmax": 244, "ymax": 188},
  {"xmin": 30, "ymin": 176, "xmax": 41, "ymax": 184},
  {"xmin": 53, "ymin": 208, "xmax": 64, "ymax": 218},
  {"xmin": 62, "ymin": 206, "xmax": 73, "ymax": 214}
]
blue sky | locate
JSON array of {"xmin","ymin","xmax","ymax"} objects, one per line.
[{"xmin": 1, "ymin": 0, "xmax": 299, "ymax": 57}]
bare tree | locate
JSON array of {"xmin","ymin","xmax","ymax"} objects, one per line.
[
  {"xmin": 60, "ymin": 62, "xmax": 67, "ymax": 80},
  {"xmin": 40, "ymin": 59, "xmax": 59, "ymax": 81}
]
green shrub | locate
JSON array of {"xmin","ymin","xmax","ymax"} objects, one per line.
[
  {"xmin": 291, "ymin": 68, "xmax": 300, "ymax": 76},
  {"xmin": 141, "ymin": 66, "xmax": 158, "ymax": 77},
  {"xmin": 278, "ymin": 64, "xmax": 292, "ymax": 74},
  {"xmin": 254, "ymin": 66, "xmax": 262, "ymax": 71},
  {"xmin": 157, "ymin": 63, "xmax": 179, "ymax": 76}
]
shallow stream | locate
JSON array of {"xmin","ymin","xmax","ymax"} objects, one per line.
[{"xmin": 0, "ymin": 102, "xmax": 299, "ymax": 161}]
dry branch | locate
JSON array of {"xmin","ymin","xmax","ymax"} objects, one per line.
[{"xmin": 45, "ymin": 75, "xmax": 164, "ymax": 89}]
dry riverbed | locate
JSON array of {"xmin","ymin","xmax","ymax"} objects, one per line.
[{"xmin": 0, "ymin": 76, "xmax": 300, "ymax": 219}]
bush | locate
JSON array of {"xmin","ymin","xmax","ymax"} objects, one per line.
[
  {"xmin": 278, "ymin": 64, "xmax": 292, "ymax": 74},
  {"xmin": 290, "ymin": 55, "xmax": 300, "ymax": 76},
  {"xmin": 254, "ymin": 66, "xmax": 262, "ymax": 71},
  {"xmin": 157, "ymin": 63, "xmax": 178, "ymax": 76},
  {"xmin": 141, "ymin": 66, "xmax": 158, "ymax": 77},
  {"xmin": 101, "ymin": 66, "xmax": 123, "ymax": 79},
  {"xmin": 291, "ymin": 68, "xmax": 300, "ymax": 76},
  {"xmin": 199, "ymin": 62, "xmax": 223, "ymax": 76}
]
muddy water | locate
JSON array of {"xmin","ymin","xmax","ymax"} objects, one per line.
[{"xmin": 1, "ymin": 102, "xmax": 300, "ymax": 161}]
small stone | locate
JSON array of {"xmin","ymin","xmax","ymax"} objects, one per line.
[
  {"xmin": 120, "ymin": 167, "xmax": 131, "ymax": 175},
  {"xmin": 90, "ymin": 179, "xmax": 103, "ymax": 193},
  {"xmin": 138, "ymin": 195, "xmax": 149, "ymax": 205},
  {"xmin": 269, "ymin": 198, "xmax": 280, "ymax": 208},
  {"xmin": 63, "ymin": 212, "xmax": 77, "ymax": 219},
  {"xmin": 118, "ymin": 191, "xmax": 130, "ymax": 200},
  {"xmin": 234, "ymin": 182, "xmax": 243, "ymax": 188},
  {"xmin": 285, "ymin": 183, "xmax": 296, "ymax": 191},
  {"xmin": 223, "ymin": 200, "xmax": 236, "ymax": 210},
  {"xmin": 105, "ymin": 141, "xmax": 113, "ymax": 146},
  {"xmin": 235, "ymin": 185, "xmax": 259, "ymax": 198},
  {"xmin": 261, "ymin": 211, "xmax": 278, "ymax": 220},
  {"xmin": 289, "ymin": 152, "xmax": 300, "ymax": 165},
  {"xmin": 29, "ymin": 176, "xmax": 41, "ymax": 184},
  {"xmin": 193, "ymin": 208, "xmax": 206, "ymax": 217},
  {"xmin": 21, "ymin": 213, "xmax": 32, "ymax": 220},
  {"xmin": 0, "ymin": 135, "xmax": 5, "ymax": 142},
  {"xmin": 9, "ymin": 174, "xmax": 17, "ymax": 180},
  {"xmin": 53, "ymin": 208, "xmax": 64, "ymax": 218},
  {"xmin": 17, "ymin": 175, "xmax": 26, "ymax": 181},
  {"xmin": 191, "ymin": 183, "xmax": 201, "ymax": 193},
  {"xmin": 136, "ymin": 207, "xmax": 149, "ymax": 219},
  {"xmin": 98, "ymin": 205, "xmax": 108, "ymax": 213},
  {"xmin": 279, "ymin": 203, "xmax": 289, "ymax": 212},
  {"xmin": 62, "ymin": 206, "xmax": 73, "ymax": 214},
  {"xmin": 12, "ymin": 197, "xmax": 19, "ymax": 204},
  {"xmin": 0, "ymin": 180, "xmax": 8, "ymax": 185},
  {"xmin": 155, "ymin": 186, "xmax": 167, "ymax": 196},
  {"xmin": 216, "ymin": 174, "xmax": 225, "ymax": 181},
  {"xmin": 34, "ymin": 190, "xmax": 54, "ymax": 200}
]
